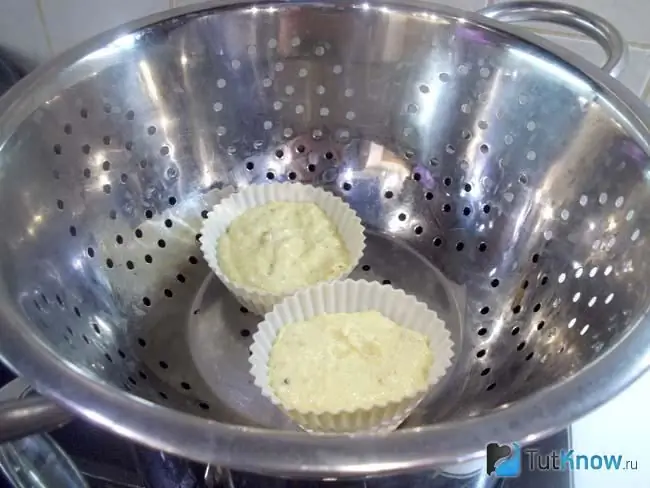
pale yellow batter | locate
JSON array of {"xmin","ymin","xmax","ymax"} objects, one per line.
[
  {"xmin": 218, "ymin": 202, "xmax": 350, "ymax": 294},
  {"xmin": 268, "ymin": 311, "xmax": 433, "ymax": 413}
]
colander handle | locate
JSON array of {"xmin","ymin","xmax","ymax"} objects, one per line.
[
  {"xmin": 478, "ymin": 1, "xmax": 627, "ymax": 77},
  {"xmin": 0, "ymin": 378, "xmax": 72, "ymax": 443}
]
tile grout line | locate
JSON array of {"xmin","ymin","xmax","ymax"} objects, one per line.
[{"xmin": 35, "ymin": 0, "xmax": 54, "ymax": 58}]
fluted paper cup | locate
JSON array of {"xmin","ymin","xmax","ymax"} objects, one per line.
[
  {"xmin": 199, "ymin": 182, "xmax": 365, "ymax": 315},
  {"xmin": 249, "ymin": 279, "xmax": 455, "ymax": 433}
]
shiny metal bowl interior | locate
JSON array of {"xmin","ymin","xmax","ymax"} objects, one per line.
[{"xmin": 1, "ymin": 0, "xmax": 650, "ymax": 475}]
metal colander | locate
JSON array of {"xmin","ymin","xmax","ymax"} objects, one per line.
[{"xmin": 0, "ymin": 0, "xmax": 649, "ymax": 477}]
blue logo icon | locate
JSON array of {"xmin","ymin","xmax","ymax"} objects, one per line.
[{"xmin": 486, "ymin": 442, "xmax": 522, "ymax": 478}]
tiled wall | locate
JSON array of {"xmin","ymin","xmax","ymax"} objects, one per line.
[{"xmin": 0, "ymin": 0, "xmax": 649, "ymax": 100}]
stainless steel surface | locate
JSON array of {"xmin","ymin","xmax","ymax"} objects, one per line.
[
  {"xmin": 0, "ymin": 410, "xmax": 573, "ymax": 487},
  {"xmin": 0, "ymin": 397, "xmax": 70, "ymax": 442},
  {"xmin": 479, "ymin": 1, "xmax": 627, "ymax": 76},
  {"xmin": 0, "ymin": 435, "xmax": 90, "ymax": 488},
  {"xmin": 0, "ymin": 378, "xmax": 71, "ymax": 443},
  {"xmin": 0, "ymin": 379, "xmax": 87, "ymax": 488},
  {"xmin": 0, "ymin": 0, "xmax": 648, "ymax": 477}
]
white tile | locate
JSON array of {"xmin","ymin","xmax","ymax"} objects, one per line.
[
  {"xmin": 0, "ymin": 0, "xmax": 51, "ymax": 65},
  {"xmin": 41, "ymin": 0, "xmax": 170, "ymax": 54},
  {"xmin": 644, "ymin": 87, "xmax": 650, "ymax": 105},
  {"xmin": 492, "ymin": 0, "xmax": 650, "ymax": 45},
  {"xmin": 539, "ymin": 33, "xmax": 650, "ymax": 95},
  {"xmin": 571, "ymin": 371, "xmax": 650, "ymax": 487}
]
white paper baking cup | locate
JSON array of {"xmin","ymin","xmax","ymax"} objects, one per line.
[
  {"xmin": 249, "ymin": 279, "xmax": 455, "ymax": 433},
  {"xmin": 199, "ymin": 182, "xmax": 366, "ymax": 315}
]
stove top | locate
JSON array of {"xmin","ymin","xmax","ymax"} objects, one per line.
[{"xmin": 0, "ymin": 416, "xmax": 571, "ymax": 488}]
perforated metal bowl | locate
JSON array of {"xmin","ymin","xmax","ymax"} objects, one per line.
[{"xmin": 0, "ymin": 0, "xmax": 649, "ymax": 477}]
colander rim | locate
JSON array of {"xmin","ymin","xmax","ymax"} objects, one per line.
[{"xmin": 1, "ymin": 0, "xmax": 650, "ymax": 475}]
